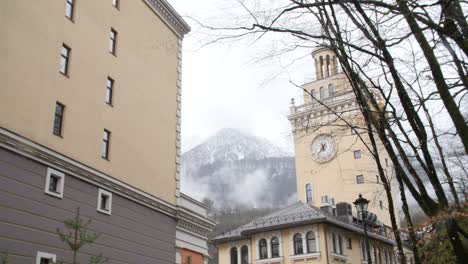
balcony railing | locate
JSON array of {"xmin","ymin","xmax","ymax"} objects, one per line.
[{"xmin": 290, "ymin": 92, "xmax": 356, "ymax": 115}]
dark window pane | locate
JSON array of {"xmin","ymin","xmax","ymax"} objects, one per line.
[
  {"xmin": 241, "ymin": 246, "xmax": 248, "ymax": 264},
  {"xmin": 294, "ymin": 234, "xmax": 303, "ymax": 255},
  {"xmin": 106, "ymin": 78, "xmax": 113, "ymax": 104},
  {"xmin": 53, "ymin": 102, "xmax": 64, "ymax": 136},
  {"xmin": 40, "ymin": 258, "xmax": 51, "ymax": 264},
  {"xmin": 259, "ymin": 239, "xmax": 268, "ymax": 259},
  {"xmin": 101, "ymin": 195, "xmax": 108, "ymax": 210},
  {"xmin": 271, "ymin": 237, "xmax": 279, "ymax": 258},
  {"xmin": 49, "ymin": 175, "xmax": 59, "ymax": 193}
]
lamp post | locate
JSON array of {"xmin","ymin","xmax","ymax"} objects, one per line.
[{"xmin": 354, "ymin": 193, "xmax": 372, "ymax": 264}]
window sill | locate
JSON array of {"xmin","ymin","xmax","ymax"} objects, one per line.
[
  {"xmin": 45, "ymin": 190, "xmax": 63, "ymax": 199},
  {"xmin": 97, "ymin": 208, "xmax": 111, "ymax": 215},
  {"xmin": 255, "ymin": 256, "xmax": 284, "ymax": 263},
  {"xmin": 59, "ymin": 71, "xmax": 70, "ymax": 78},
  {"xmin": 330, "ymin": 253, "xmax": 348, "ymax": 261},
  {"xmin": 289, "ymin": 252, "xmax": 321, "ymax": 260}
]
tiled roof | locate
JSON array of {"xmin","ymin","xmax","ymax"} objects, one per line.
[{"xmin": 212, "ymin": 202, "xmax": 395, "ymax": 245}]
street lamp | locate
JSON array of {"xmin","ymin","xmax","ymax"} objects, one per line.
[{"xmin": 354, "ymin": 193, "xmax": 372, "ymax": 264}]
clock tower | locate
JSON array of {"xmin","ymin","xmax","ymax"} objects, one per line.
[{"xmin": 288, "ymin": 47, "xmax": 395, "ymax": 227}]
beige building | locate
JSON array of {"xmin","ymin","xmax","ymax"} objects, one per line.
[
  {"xmin": 213, "ymin": 47, "xmax": 398, "ymax": 264},
  {"xmin": 0, "ymin": 0, "xmax": 214, "ymax": 263}
]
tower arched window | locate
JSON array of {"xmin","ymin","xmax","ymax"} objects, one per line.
[
  {"xmin": 319, "ymin": 87, "xmax": 325, "ymax": 99},
  {"xmin": 271, "ymin": 237, "xmax": 280, "ymax": 258},
  {"xmin": 230, "ymin": 247, "xmax": 238, "ymax": 264},
  {"xmin": 241, "ymin": 245, "xmax": 248, "ymax": 264},
  {"xmin": 306, "ymin": 184, "xmax": 313, "ymax": 203},
  {"xmin": 326, "ymin": 54, "xmax": 331, "ymax": 77},
  {"xmin": 311, "ymin": 89, "xmax": 316, "ymax": 100},
  {"xmin": 293, "ymin": 233, "xmax": 303, "ymax": 255},
  {"xmin": 306, "ymin": 231, "xmax": 317, "ymax": 253},
  {"xmin": 328, "ymin": 83, "xmax": 334, "ymax": 97},
  {"xmin": 259, "ymin": 239, "xmax": 268, "ymax": 259},
  {"xmin": 319, "ymin": 56, "xmax": 324, "ymax": 79}
]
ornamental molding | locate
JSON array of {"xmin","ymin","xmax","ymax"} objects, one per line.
[
  {"xmin": 144, "ymin": 0, "xmax": 191, "ymax": 38},
  {"xmin": 176, "ymin": 208, "xmax": 215, "ymax": 238},
  {"xmin": 0, "ymin": 128, "xmax": 178, "ymax": 217}
]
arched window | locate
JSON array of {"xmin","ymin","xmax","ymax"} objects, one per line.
[
  {"xmin": 311, "ymin": 89, "xmax": 316, "ymax": 100},
  {"xmin": 332, "ymin": 233, "xmax": 343, "ymax": 255},
  {"xmin": 319, "ymin": 87, "xmax": 325, "ymax": 99},
  {"xmin": 306, "ymin": 184, "xmax": 313, "ymax": 203},
  {"xmin": 319, "ymin": 56, "xmax": 324, "ymax": 79},
  {"xmin": 293, "ymin": 233, "xmax": 303, "ymax": 255},
  {"xmin": 326, "ymin": 54, "xmax": 331, "ymax": 77},
  {"xmin": 241, "ymin": 245, "xmax": 248, "ymax": 264},
  {"xmin": 306, "ymin": 231, "xmax": 316, "ymax": 253},
  {"xmin": 259, "ymin": 239, "xmax": 268, "ymax": 259},
  {"xmin": 328, "ymin": 83, "xmax": 334, "ymax": 97},
  {"xmin": 230, "ymin": 247, "xmax": 238, "ymax": 264},
  {"xmin": 271, "ymin": 237, "xmax": 280, "ymax": 258}
]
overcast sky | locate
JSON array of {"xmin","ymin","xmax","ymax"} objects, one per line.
[{"xmin": 170, "ymin": 0, "xmax": 314, "ymax": 153}]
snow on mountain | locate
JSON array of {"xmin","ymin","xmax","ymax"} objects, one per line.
[
  {"xmin": 181, "ymin": 128, "xmax": 296, "ymax": 209},
  {"xmin": 183, "ymin": 128, "xmax": 290, "ymax": 167}
]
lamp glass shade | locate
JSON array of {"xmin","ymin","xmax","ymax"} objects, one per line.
[{"xmin": 353, "ymin": 194, "xmax": 369, "ymax": 213}]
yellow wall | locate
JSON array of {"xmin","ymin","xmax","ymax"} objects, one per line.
[
  {"xmin": 0, "ymin": 0, "xmax": 180, "ymax": 203},
  {"xmin": 217, "ymin": 223, "xmax": 395, "ymax": 264},
  {"xmin": 291, "ymin": 48, "xmax": 396, "ymax": 226}
]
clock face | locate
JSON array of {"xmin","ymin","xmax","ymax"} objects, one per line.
[{"xmin": 310, "ymin": 134, "xmax": 337, "ymax": 163}]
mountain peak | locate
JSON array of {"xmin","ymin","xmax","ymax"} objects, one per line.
[{"xmin": 183, "ymin": 128, "xmax": 290, "ymax": 166}]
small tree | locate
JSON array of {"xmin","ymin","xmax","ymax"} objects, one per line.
[
  {"xmin": 55, "ymin": 207, "xmax": 108, "ymax": 264},
  {"xmin": 1, "ymin": 252, "xmax": 8, "ymax": 264}
]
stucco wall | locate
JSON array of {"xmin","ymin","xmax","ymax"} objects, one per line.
[
  {"xmin": 0, "ymin": 0, "xmax": 179, "ymax": 203},
  {"xmin": 0, "ymin": 147, "xmax": 177, "ymax": 263}
]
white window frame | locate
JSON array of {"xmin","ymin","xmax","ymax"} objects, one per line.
[
  {"xmin": 44, "ymin": 168, "xmax": 65, "ymax": 198},
  {"xmin": 36, "ymin": 251, "xmax": 56, "ymax": 264},
  {"xmin": 97, "ymin": 188, "xmax": 112, "ymax": 215}
]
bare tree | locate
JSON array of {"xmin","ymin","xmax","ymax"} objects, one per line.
[{"xmin": 192, "ymin": 0, "xmax": 467, "ymax": 262}]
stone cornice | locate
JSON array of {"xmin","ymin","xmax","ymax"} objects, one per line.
[
  {"xmin": 144, "ymin": 0, "xmax": 191, "ymax": 38},
  {"xmin": 0, "ymin": 127, "xmax": 178, "ymax": 218},
  {"xmin": 176, "ymin": 207, "xmax": 216, "ymax": 238}
]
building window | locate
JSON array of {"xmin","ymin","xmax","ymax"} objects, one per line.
[
  {"xmin": 112, "ymin": 0, "xmax": 120, "ymax": 9},
  {"xmin": 332, "ymin": 234, "xmax": 343, "ymax": 255},
  {"xmin": 293, "ymin": 233, "xmax": 303, "ymax": 255},
  {"xmin": 347, "ymin": 238, "xmax": 352, "ymax": 249},
  {"xmin": 59, "ymin": 44, "xmax": 71, "ymax": 75},
  {"xmin": 380, "ymin": 200, "xmax": 384, "ymax": 209},
  {"xmin": 385, "ymin": 158, "xmax": 389, "ymax": 167},
  {"xmin": 306, "ymin": 231, "xmax": 316, "ymax": 253},
  {"xmin": 97, "ymin": 189, "xmax": 112, "ymax": 215},
  {"xmin": 109, "ymin": 28, "xmax": 117, "ymax": 55},
  {"xmin": 44, "ymin": 168, "xmax": 65, "ymax": 198},
  {"xmin": 241, "ymin": 245, "xmax": 248, "ymax": 264},
  {"xmin": 186, "ymin": 256, "xmax": 191, "ymax": 264},
  {"xmin": 351, "ymin": 127, "xmax": 357, "ymax": 135},
  {"xmin": 356, "ymin": 175, "xmax": 364, "ymax": 184},
  {"xmin": 65, "ymin": 0, "xmax": 74, "ymax": 20},
  {"xmin": 230, "ymin": 247, "xmax": 238, "ymax": 264},
  {"xmin": 53, "ymin": 102, "xmax": 65, "ymax": 136},
  {"xmin": 328, "ymin": 83, "xmax": 334, "ymax": 97},
  {"xmin": 102, "ymin": 129, "xmax": 111, "ymax": 160},
  {"xmin": 376, "ymin": 175, "xmax": 380, "ymax": 184},
  {"xmin": 36, "ymin": 252, "xmax": 56, "ymax": 264},
  {"xmin": 271, "ymin": 237, "xmax": 280, "ymax": 258},
  {"xmin": 106, "ymin": 77, "xmax": 114, "ymax": 105},
  {"xmin": 306, "ymin": 183, "xmax": 313, "ymax": 203},
  {"xmin": 354, "ymin": 150, "xmax": 361, "ymax": 159},
  {"xmin": 321, "ymin": 195, "xmax": 329, "ymax": 205},
  {"xmin": 311, "ymin": 89, "xmax": 316, "ymax": 100},
  {"xmin": 319, "ymin": 87, "xmax": 325, "ymax": 99},
  {"xmin": 259, "ymin": 239, "xmax": 268, "ymax": 259}
]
